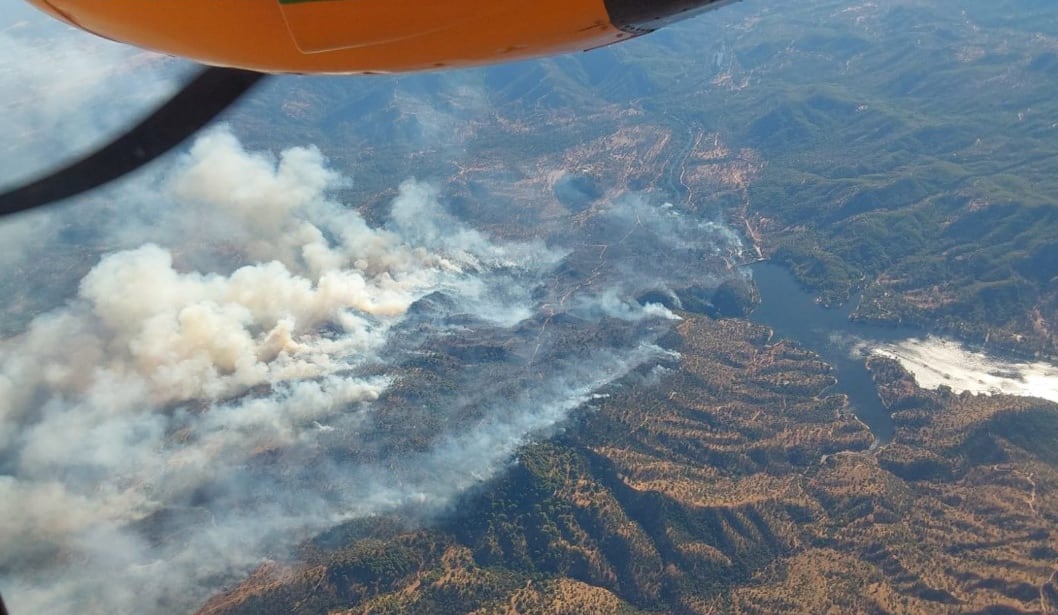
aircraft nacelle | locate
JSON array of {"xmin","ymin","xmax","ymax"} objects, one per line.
[{"xmin": 27, "ymin": 0, "xmax": 734, "ymax": 74}]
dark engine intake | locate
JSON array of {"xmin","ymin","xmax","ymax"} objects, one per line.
[{"xmin": 604, "ymin": 0, "xmax": 737, "ymax": 34}]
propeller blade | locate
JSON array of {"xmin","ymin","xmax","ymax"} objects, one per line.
[{"xmin": 0, "ymin": 66, "xmax": 266, "ymax": 218}]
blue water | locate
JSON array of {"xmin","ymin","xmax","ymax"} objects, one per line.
[{"xmin": 748, "ymin": 262, "xmax": 921, "ymax": 443}]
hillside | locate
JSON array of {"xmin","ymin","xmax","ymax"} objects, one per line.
[
  {"xmin": 186, "ymin": 1, "xmax": 1058, "ymax": 612},
  {"xmin": 196, "ymin": 315, "xmax": 1058, "ymax": 614},
  {"xmin": 219, "ymin": 0, "xmax": 1058, "ymax": 357}
]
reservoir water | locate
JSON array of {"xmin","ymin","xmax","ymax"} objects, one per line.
[{"xmin": 748, "ymin": 262, "xmax": 920, "ymax": 444}]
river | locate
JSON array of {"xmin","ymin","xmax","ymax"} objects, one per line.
[
  {"xmin": 748, "ymin": 262, "xmax": 920, "ymax": 444},
  {"xmin": 748, "ymin": 262, "xmax": 1058, "ymax": 445}
]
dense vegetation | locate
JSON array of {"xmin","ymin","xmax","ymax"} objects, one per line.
[
  {"xmin": 223, "ymin": 0, "xmax": 1058, "ymax": 358},
  {"xmin": 647, "ymin": 0, "xmax": 1058, "ymax": 353}
]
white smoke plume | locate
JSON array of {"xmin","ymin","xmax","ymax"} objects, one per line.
[
  {"xmin": 0, "ymin": 11, "xmax": 743, "ymax": 615},
  {"xmin": 0, "ymin": 123, "xmax": 590, "ymax": 613},
  {"xmin": 0, "ymin": 118, "xmax": 696, "ymax": 615}
]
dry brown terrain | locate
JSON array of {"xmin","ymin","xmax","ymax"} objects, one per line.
[{"xmin": 195, "ymin": 313, "xmax": 1058, "ymax": 615}]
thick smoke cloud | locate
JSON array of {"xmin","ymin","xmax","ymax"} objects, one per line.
[
  {"xmin": 0, "ymin": 122, "xmax": 711, "ymax": 613},
  {"xmin": 0, "ymin": 126, "xmax": 571, "ymax": 612},
  {"xmin": 0, "ymin": 11, "xmax": 745, "ymax": 615}
]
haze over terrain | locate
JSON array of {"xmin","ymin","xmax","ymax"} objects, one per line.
[
  {"xmin": 3, "ymin": 0, "xmax": 1058, "ymax": 614},
  {"xmin": 1, "ymin": 7, "xmax": 743, "ymax": 613}
]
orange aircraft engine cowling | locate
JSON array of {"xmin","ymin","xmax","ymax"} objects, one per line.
[{"xmin": 26, "ymin": 0, "xmax": 734, "ymax": 74}]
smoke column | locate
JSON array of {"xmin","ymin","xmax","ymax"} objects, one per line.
[{"xmin": 0, "ymin": 11, "xmax": 746, "ymax": 615}]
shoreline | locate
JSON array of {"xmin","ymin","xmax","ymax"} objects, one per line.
[{"xmin": 871, "ymin": 335, "xmax": 1058, "ymax": 406}]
